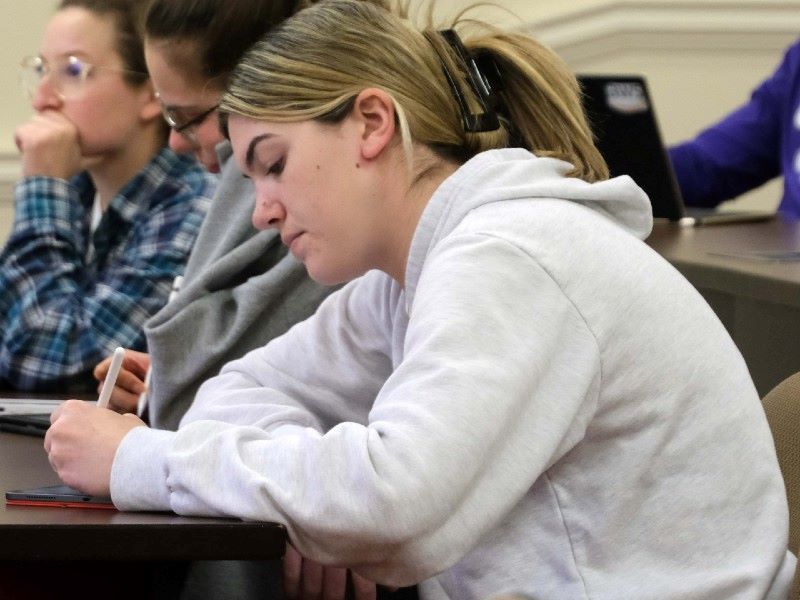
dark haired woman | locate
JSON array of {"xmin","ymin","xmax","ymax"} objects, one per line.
[
  {"xmin": 93, "ymin": 0, "xmax": 332, "ymax": 433},
  {"xmin": 92, "ymin": 1, "xmax": 345, "ymax": 598}
]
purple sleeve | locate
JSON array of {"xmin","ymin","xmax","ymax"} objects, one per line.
[{"xmin": 669, "ymin": 39, "xmax": 800, "ymax": 208}]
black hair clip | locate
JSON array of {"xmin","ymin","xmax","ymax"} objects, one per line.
[{"xmin": 436, "ymin": 29, "xmax": 501, "ymax": 133}]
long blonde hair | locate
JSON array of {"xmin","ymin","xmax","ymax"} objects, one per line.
[{"xmin": 220, "ymin": 0, "xmax": 608, "ymax": 182}]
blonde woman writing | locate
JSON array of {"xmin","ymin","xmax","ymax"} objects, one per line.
[{"xmin": 46, "ymin": 1, "xmax": 794, "ymax": 598}]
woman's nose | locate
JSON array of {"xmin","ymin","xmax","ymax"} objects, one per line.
[
  {"xmin": 251, "ymin": 187, "xmax": 287, "ymax": 231},
  {"xmin": 167, "ymin": 129, "xmax": 195, "ymax": 155},
  {"xmin": 31, "ymin": 77, "xmax": 61, "ymax": 112}
]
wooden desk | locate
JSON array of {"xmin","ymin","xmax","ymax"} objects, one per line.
[
  {"xmin": 0, "ymin": 431, "xmax": 286, "ymax": 560},
  {"xmin": 647, "ymin": 217, "xmax": 800, "ymax": 396}
]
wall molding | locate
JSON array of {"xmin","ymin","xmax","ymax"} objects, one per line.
[
  {"xmin": 526, "ymin": 1, "xmax": 800, "ymax": 64},
  {"xmin": 2, "ymin": 1, "xmax": 800, "ymax": 205}
]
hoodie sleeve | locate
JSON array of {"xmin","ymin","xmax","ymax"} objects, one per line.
[{"xmin": 110, "ymin": 234, "xmax": 601, "ymax": 586}]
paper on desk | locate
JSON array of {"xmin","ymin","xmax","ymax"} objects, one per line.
[
  {"xmin": 708, "ymin": 250, "xmax": 800, "ymax": 263},
  {"xmin": 0, "ymin": 398, "xmax": 63, "ymax": 415}
]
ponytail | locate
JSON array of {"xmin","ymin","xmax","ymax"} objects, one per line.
[{"xmin": 221, "ymin": 0, "xmax": 608, "ymax": 182}]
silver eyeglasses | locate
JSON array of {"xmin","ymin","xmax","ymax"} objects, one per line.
[
  {"xmin": 19, "ymin": 54, "xmax": 142, "ymax": 100},
  {"xmin": 156, "ymin": 93, "xmax": 220, "ymax": 146}
]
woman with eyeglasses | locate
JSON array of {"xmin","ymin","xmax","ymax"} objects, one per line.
[
  {"xmin": 45, "ymin": 1, "xmax": 795, "ymax": 598},
  {"xmin": 93, "ymin": 0, "xmax": 333, "ymax": 431},
  {"xmin": 0, "ymin": 0, "xmax": 214, "ymax": 392},
  {"xmin": 91, "ymin": 0, "xmax": 346, "ymax": 598}
]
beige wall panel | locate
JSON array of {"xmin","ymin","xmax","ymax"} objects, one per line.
[
  {"xmin": 0, "ymin": 0, "xmax": 53, "ymax": 243},
  {"xmin": 1, "ymin": 0, "xmax": 52, "ymax": 153}
]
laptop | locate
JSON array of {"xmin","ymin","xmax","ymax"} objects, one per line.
[
  {"xmin": 578, "ymin": 74, "xmax": 774, "ymax": 226},
  {"xmin": 0, "ymin": 413, "xmax": 51, "ymax": 436},
  {"xmin": 0, "ymin": 397, "xmax": 66, "ymax": 437}
]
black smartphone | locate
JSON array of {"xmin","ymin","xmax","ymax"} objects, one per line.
[{"xmin": 6, "ymin": 485, "xmax": 115, "ymax": 509}]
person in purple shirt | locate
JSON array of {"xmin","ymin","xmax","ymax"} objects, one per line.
[{"xmin": 669, "ymin": 38, "xmax": 800, "ymax": 218}]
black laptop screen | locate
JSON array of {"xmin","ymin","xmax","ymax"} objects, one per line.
[{"xmin": 578, "ymin": 75, "xmax": 685, "ymax": 221}]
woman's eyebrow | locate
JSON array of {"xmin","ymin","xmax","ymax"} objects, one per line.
[{"xmin": 246, "ymin": 134, "xmax": 275, "ymax": 171}]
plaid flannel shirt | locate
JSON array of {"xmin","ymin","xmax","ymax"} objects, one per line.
[{"xmin": 0, "ymin": 147, "xmax": 214, "ymax": 391}]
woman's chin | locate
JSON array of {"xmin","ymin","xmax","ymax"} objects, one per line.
[{"xmin": 305, "ymin": 262, "xmax": 356, "ymax": 287}]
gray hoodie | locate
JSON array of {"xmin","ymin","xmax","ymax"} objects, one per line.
[
  {"xmin": 143, "ymin": 142, "xmax": 333, "ymax": 430},
  {"xmin": 114, "ymin": 148, "xmax": 795, "ymax": 599}
]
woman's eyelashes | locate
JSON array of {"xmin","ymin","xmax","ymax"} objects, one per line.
[{"xmin": 265, "ymin": 157, "xmax": 285, "ymax": 176}]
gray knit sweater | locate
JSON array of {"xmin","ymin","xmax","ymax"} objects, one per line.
[{"xmin": 143, "ymin": 142, "xmax": 333, "ymax": 430}]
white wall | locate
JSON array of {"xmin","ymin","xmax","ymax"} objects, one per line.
[
  {"xmin": 0, "ymin": 0, "xmax": 54, "ymax": 241},
  {"xmin": 1, "ymin": 0, "xmax": 798, "ymax": 243},
  {"xmin": 0, "ymin": 0, "xmax": 53, "ymax": 155}
]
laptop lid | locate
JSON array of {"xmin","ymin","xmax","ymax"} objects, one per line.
[
  {"xmin": 0, "ymin": 396, "xmax": 90, "ymax": 437},
  {"xmin": 0, "ymin": 413, "xmax": 51, "ymax": 437},
  {"xmin": 578, "ymin": 74, "xmax": 686, "ymax": 221},
  {"xmin": 578, "ymin": 74, "xmax": 774, "ymax": 226}
]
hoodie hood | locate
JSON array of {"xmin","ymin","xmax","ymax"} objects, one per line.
[{"xmin": 404, "ymin": 148, "xmax": 652, "ymax": 306}]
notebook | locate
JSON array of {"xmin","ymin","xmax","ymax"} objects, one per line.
[{"xmin": 577, "ymin": 74, "xmax": 774, "ymax": 226}]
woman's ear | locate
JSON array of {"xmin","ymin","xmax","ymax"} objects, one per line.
[
  {"xmin": 352, "ymin": 88, "xmax": 397, "ymax": 160},
  {"xmin": 138, "ymin": 81, "xmax": 163, "ymax": 123}
]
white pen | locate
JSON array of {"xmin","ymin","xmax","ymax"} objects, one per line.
[
  {"xmin": 137, "ymin": 366, "xmax": 152, "ymax": 418},
  {"xmin": 136, "ymin": 275, "xmax": 183, "ymax": 417},
  {"xmin": 97, "ymin": 346, "xmax": 126, "ymax": 409}
]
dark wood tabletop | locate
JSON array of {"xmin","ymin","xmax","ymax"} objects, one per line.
[
  {"xmin": 646, "ymin": 217, "xmax": 800, "ymax": 308},
  {"xmin": 0, "ymin": 431, "xmax": 286, "ymax": 560}
]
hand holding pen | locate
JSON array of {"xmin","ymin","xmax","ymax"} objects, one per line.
[
  {"xmin": 46, "ymin": 377, "xmax": 147, "ymax": 497},
  {"xmin": 91, "ymin": 276, "xmax": 183, "ymax": 416},
  {"xmin": 92, "ymin": 350, "xmax": 150, "ymax": 414}
]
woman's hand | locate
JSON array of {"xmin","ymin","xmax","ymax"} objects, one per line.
[
  {"xmin": 14, "ymin": 110, "xmax": 82, "ymax": 179},
  {"xmin": 94, "ymin": 350, "xmax": 150, "ymax": 414},
  {"xmin": 44, "ymin": 400, "xmax": 145, "ymax": 497},
  {"xmin": 283, "ymin": 543, "xmax": 378, "ymax": 600}
]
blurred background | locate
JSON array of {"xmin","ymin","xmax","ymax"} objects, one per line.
[{"xmin": 1, "ymin": 0, "xmax": 799, "ymax": 242}]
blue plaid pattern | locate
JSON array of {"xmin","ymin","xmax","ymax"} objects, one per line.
[{"xmin": 0, "ymin": 147, "xmax": 214, "ymax": 391}]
